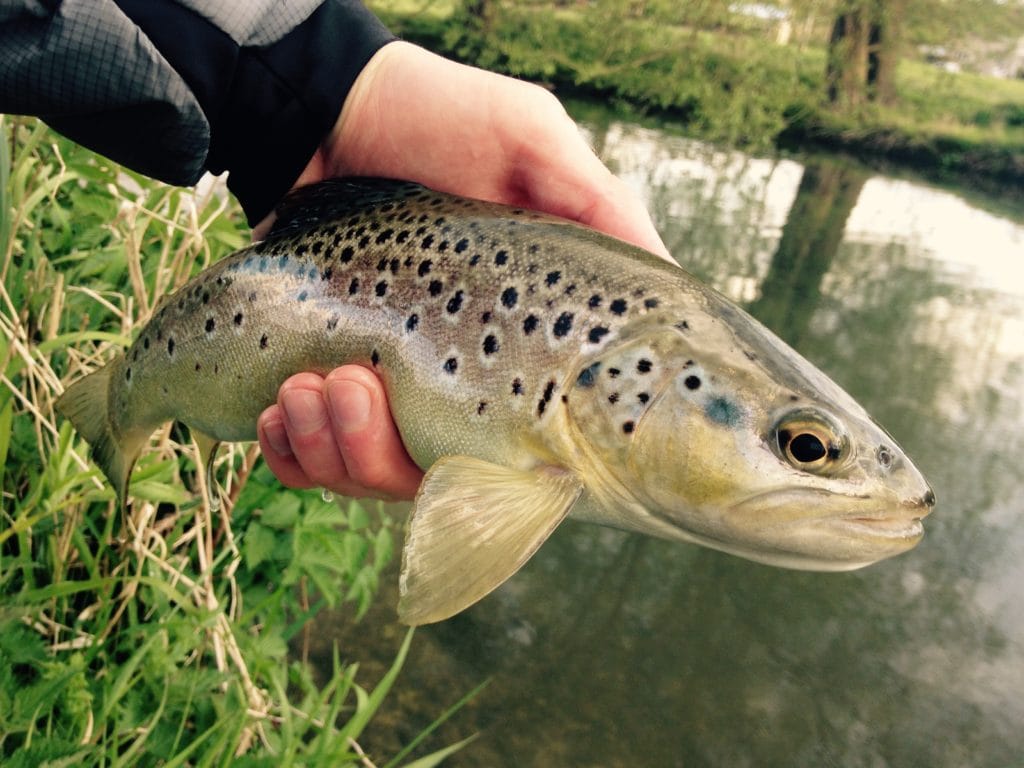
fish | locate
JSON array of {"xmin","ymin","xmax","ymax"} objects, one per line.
[{"xmin": 57, "ymin": 178, "xmax": 935, "ymax": 625}]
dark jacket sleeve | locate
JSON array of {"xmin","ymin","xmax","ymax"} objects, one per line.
[{"xmin": 0, "ymin": 0, "xmax": 395, "ymax": 223}]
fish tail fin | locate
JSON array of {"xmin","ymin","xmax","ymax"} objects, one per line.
[{"xmin": 56, "ymin": 360, "xmax": 145, "ymax": 509}]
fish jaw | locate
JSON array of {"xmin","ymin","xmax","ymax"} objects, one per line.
[{"xmin": 709, "ymin": 486, "xmax": 935, "ymax": 570}]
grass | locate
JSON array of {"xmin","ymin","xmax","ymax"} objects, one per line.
[
  {"xmin": 369, "ymin": 0, "xmax": 1024, "ymax": 183},
  {"xmin": 0, "ymin": 116, "xmax": 466, "ymax": 766}
]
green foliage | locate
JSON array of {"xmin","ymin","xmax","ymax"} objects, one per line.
[
  {"xmin": 0, "ymin": 116, "xmax": 465, "ymax": 766},
  {"xmin": 371, "ymin": 0, "xmax": 1024, "ymax": 182}
]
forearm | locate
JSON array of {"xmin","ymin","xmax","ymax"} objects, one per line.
[{"xmin": 0, "ymin": 0, "xmax": 394, "ymax": 223}]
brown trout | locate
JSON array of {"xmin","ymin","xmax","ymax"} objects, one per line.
[{"xmin": 57, "ymin": 179, "xmax": 934, "ymax": 625}]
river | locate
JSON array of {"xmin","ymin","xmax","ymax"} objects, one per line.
[{"xmin": 309, "ymin": 101, "xmax": 1024, "ymax": 768}]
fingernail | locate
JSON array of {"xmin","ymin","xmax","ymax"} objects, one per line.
[
  {"xmin": 280, "ymin": 389, "xmax": 328, "ymax": 436},
  {"xmin": 326, "ymin": 378, "xmax": 372, "ymax": 434},
  {"xmin": 261, "ymin": 415, "xmax": 292, "ymax": 457}
]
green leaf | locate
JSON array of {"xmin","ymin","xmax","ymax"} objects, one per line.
[
  {"xmin": 347, "ymin": 500, "xmax": 370, "ymax": 530},
  {"xmin": 243, "ymin": 522, "xmax": 277, "ymax": 570},
  {"xmin": 260, "ymin": 493, "xmax": 302, "ymax": 529},
  {"xmin": 398, "ymin": 736, "xmax": 479, "ymax": 768}
]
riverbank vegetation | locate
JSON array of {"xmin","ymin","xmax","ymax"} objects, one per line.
[
  {"xmin": 0, "ymin": 117, "xmax": 466, "ymax": 766},
  {"xmin": 369, "ymin": 0, "xmax": 1024, "ymax": 185}
]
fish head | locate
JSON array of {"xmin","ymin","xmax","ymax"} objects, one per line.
[{"xmin": 564, "ymin": 315, "xmax": 934, "ymax": 571}]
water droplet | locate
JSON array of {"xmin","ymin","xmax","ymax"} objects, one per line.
[{"xmin": 321, "ymin": 489, "xmax": 335, "ymax": 503}]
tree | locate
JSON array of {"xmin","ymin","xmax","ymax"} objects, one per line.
[{"xmin": 826, "ymin": 0, "xmax": 906, "ymax": 107}]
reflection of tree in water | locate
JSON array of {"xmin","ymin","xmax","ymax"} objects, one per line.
[{"xmin": 304, "ymin": 143, "xmax": 1024, "ymax": 767}]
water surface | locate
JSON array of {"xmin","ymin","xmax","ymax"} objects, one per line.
[{"xmin": 310, "ymin": 105, "xmax": 1024, "ymax": 767}]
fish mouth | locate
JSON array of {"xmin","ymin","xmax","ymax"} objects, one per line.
[{"xmin": 833, "ymin": 512, "xmax": 925, "ymax": 542}]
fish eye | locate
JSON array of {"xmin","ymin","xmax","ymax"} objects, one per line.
[{"xmin": 774, "ymin": 411, "xmax": 845, "ymax": 473}]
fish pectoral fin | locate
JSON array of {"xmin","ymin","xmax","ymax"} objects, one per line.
[
  {"xmin": 191, "ymin": 430, "xmax": 222, "ymax": 511},
  {"xmin": 398, "ymin": 456, "xmax": 583, "ymax": 626}
]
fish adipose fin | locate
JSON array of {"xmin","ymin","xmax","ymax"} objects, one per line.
[
  {"xmin": 398, "ymin": 456, "xmax": 583, "ymax": 626},
  {"xmin": 56, "ymin": 362, "xmax": 146, "ymax": 510}
]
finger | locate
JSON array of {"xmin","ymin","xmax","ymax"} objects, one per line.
[
  {"xmin": 324, "ymin": 366, "xmax": 423, "ymax": 500},
  {"xmin": 275, "ymin": 373, "xmax": 381, "ymax": 496},
  {"xmin": 257, "ymin": 406, "xmax": 317, "ymax": 489}
]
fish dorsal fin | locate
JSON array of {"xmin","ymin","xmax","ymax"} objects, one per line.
[
  {"xmin": 269, "ymin": 178, "xmax": 425, "ymax": 238},
  {"xmin": 398, "ymin": 456, "xmax": 583, "ymax": 626}
]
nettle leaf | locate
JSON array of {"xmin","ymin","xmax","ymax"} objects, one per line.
[
  {"xmin": 243, "ymin": 522, "xmax": 277, "ymax": 570},
  {"xmin": 302, "ymin": 500, "xmax": 348, "ymax": 528},
  {"xmin": 260, "ymin": 493, "xmax": 302, "ymax": 529}
]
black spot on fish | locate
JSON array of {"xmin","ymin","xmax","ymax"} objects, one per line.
[
  {"xmin": 349, "ymin": 277, "xmax": 360, "ymax": 295},
  {"xmin": 375, "ymin": 280, "xmax": 388, "ymax": 297},
  {"xmin": 248, "ymin": 291, "xmax": 257, "ymax": 302},
  {"xmin": 529, "ymin": 244, "xmax": 540, "ymax": 254},
  {"xmin": 322, "ymin": 267, "xmax": 333, "ymax": 281},
  {"xmin": 588, "ymin": 326, "xmax": 609, "ymax": 344},
  {"xmin": 143, "ymin": 337, "xmax": 150, "ymax": 350},
  {"xmin": 610, "ymin": 298, "xmax": 628, "ymax": 316},
  {"xmin": 327, "ymin": 315, "xmax": 339, "ymax": 331},
  {"xmin": 480, "ymin": 311, "xmax": 492, "ymax": 324},
  {"xmin": 195, "ymin": 362, "xmax": 201, "ymax": 371},
  {"xmin": 455, "ymin": 238, "xmax": 470, "ymax": 253},
  {"xmin": 576, "ymin": 362, "xmax": 600, "ymax": 388},
  {"xmin": 676, "ymin": 320, "xmax": 690, "ymax": 331},
  {"xmin": 418, "ymin": 259, "xmax": 432, "ymax": 277},
  {"xmin": 376, "ymin": 229, "xmax": 394, "ymax": 244},
  {"xmin": 396, "ymin": 230, "xmax": 410, "ymax": 244},
  {"xmin": 311, "ymin": 241, "xmax": 323, "ymax": 255},
  {"xmin": 553, "ymin": 312, "xmax": 574, "ymax": 338},
  {"xmin": 205, "ymin": 317, "xmax": 215, "ymax": 333},
  {"xmin": 685, "ymin": 375, "xmax": 701, "ymax": 390},
  {"xmin": 609, "ymin": 392, "xmax": 620, "ymax": 404},
  {"xmin": 512, "ymin": 378, "xmax": 524, "ymax": 395},
  {"xmin": 428, "ymin": 279, "xmax": 443, "ymax": 297},
  {"xmin": 637, "ymin": 358, "xmax": 652, "ymax": 373},
  {"xmin": 638, "ymin": 392, "xmax": 650, "ymax": 404},
  {"xmin": 421, "ymin": 234, "xmax": 435, "ymax": 249},
  {"xmin": 444, "ymin": 357, "xmax": 458, "ymax": 374},
  {"xmin": 125, "ymin": 367, "xmax": 131, "ymax": 382},
  {"xmin": 543, "ymin": 380, "xmax": 556, "ymax": 403},
  {"xmin": 477, "ymin": 401, "xmax": 487, "ymax": 415},
  {"xmin": 545, "ymin": 270, "xmax": 561, "ymax": 287},
  {"xmin": 132, "ymin": 349, "xmax": 138, "ymax": 362},
  {"xmin": 389, "ymin": 258, "xmax": 400, "ymax": 275},
  {"xmin": 469, "ymin": 254, "xmax": 481, "ymax": 266},
  {"xmin": 167, "ymin": 338, "xmax": 175, "ymax": 356},
  {"xmin": 202, "ymin": 291, "xmax": 210, "ymax": 305},
  {"xmin": 537, "ymin": 398, "xmax": 548, "ymax": 417},
  {"xmin": 371, "ymin": 349, "xmax": 380, "ymax": 366},
  {"xmin": 483, "ymin": 334, "xmax": 499, "ymax": 355},
  {"xmin": 214, "ymin": 363, "xmax": 219, "ymax": 375},
  {"xmin": 295, "ymin": 244, "xmax": 309, "ymax": 256},
  {"xmin": 438, "ymin": 240, "xmax": 449, "ymax": 253},
  {"xmin": 494, "ymin": 250, "xmax": 508, "ymax": 266},
  {"xmin": 744, "ymin": 350, "xmax": 758, "ymax": 361},
  {"xmin": 340, "ymin": 246, "xmax": 354, "ymax": 263},
  {"xmin": 359, "ymin": 235, "xmax": 371, "ymax": 249},
  {"xmin": 297, "ymin": 290, "xmax": 308, "ymax": 302},
  {"xmin": 259, "ymin": 334, "xmax": 268, "ymax": 350},
  {"xmin": 622, "ymin": 421, "xmax": 635, "ymax": 434},
  {"xmin": 523, "ymin": 315, "xmax": 539, "ymax": 335},
  {"xmin": 406, "ymin": 314, "xmax": 419, "ymax": 332},
  {"xmin": 608, "ymin": 367, "xmax": 621, "ymax": 378},
  {"xmin": 501, "ymin": 286, "xmax": 518, "ymax": 309},
  {"xmin": 789, "ymin": 394, "xmax": 800, "ymax": 402},
  {"xmin": 446, "ymin": 290, "xmax": 464, "ymax": 314},
  {"xmin": 376, "ymin": 257, "xmax": 388, "ymax": 272},
  {"xmin": 644, "ymin": 298, "xmax": 659, "ymax": 309}
]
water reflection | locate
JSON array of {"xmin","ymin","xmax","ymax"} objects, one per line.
[{"xmin": 308, "ymin": 108, "xmax": 1024, "ymax": 766}]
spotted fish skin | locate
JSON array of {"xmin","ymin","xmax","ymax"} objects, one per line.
[
  {"xmin": 58, "ymin": 178, "xmax": 934, "ymax": 624},
  {"xmin": 108, "ymin": 179, "xmax": 685, "ymax": 471}
]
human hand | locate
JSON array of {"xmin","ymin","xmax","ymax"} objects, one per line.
[{"xmin": 256, "ymin": 41, "xmax": 671, "ymax": 501}]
